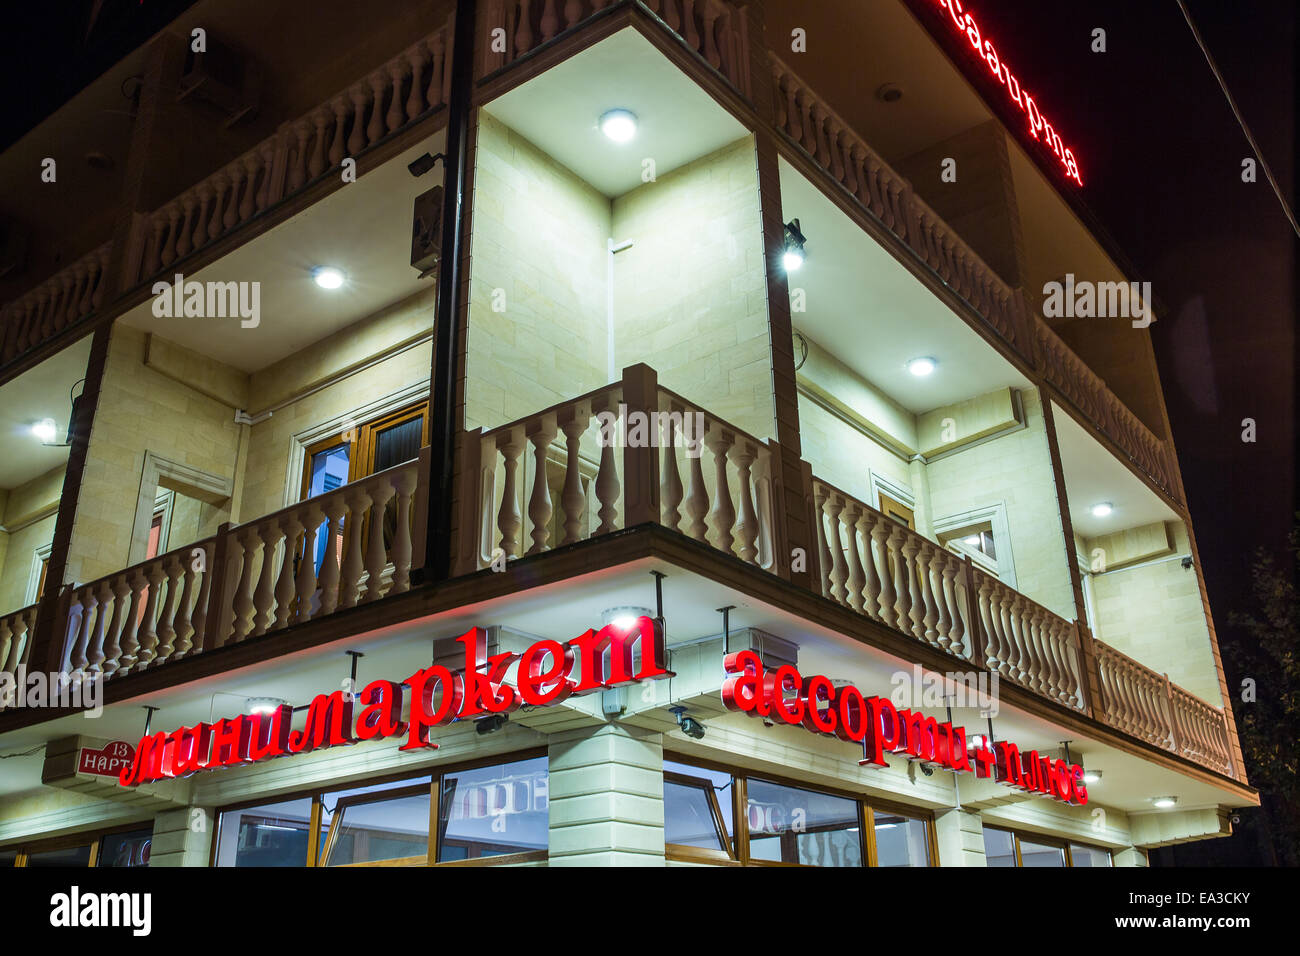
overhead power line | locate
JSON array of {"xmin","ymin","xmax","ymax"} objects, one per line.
[{"xmin": 1175, "ymin": 0, "xmax": 1300, "ymax": 239}]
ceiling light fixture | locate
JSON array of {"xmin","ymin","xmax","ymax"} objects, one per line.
[
  {"xmin": 602, "ymin": 606, "xmax": 653, "ymax": 630},
  {"xmin": 31, "ymin": 419, "xmax": 58, "ymax": 443},
  {"xmin": 907, "ymin": 357, "xmax": 937, "ymax": 377},
  {"xmin": 312, "ymin": 266, "xmax": 346, "ymax": 290},
  {"xmin": 782, "ymin": 218, "xmax": 807, "ymax": 271},
  {"xmin": 1083, "ymin": 769, "xmax": 1103, "ymax": 784},
  {"xmin": 599, "ymin": 108, "xmax": 638, "ymax": 142},
  {"xmin": 1152, "ymin": 795, "xmax": 1178, "ymax": 809},
  {"xmin": 1090, "ymin": 501, "xmax": 1114, "ymax": 518},
  {"xmin": 245, "ymin": 696, "xmax": 288, "ymax": 715}
]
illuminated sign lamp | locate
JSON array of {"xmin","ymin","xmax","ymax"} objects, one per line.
[
  {"xmin": 930, "ymin": 0, "xmax": 1083, "ymax": 186},
  {"xmin": 782, "ymin": 219, "xmax": 807, "ymax": 272}
]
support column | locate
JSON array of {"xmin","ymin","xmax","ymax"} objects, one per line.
[
  {"xmin": 932, "ymin": 807, "xmax": 987, "ymax": 866},
  {"xmin": 149, "ymin": 806, "xmax": 214, "ymax": 867},
  {"xmin": 547, "ymin": 724, "xmax": 665, "ymax": 866}
]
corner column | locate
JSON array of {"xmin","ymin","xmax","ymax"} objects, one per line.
[
  {"xmin": 547, "ymin": 724, "xmax": 665, "ymax": 866},
  {"xmin": 149, "ymin": 806, "xmax": 214, "ymax": 867},
  {"xmin": 932, "ymin": 807, "xmax": 987, "ymax": 866}
]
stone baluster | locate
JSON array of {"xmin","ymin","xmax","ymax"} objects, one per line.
[
  {"xmin": 386, "ymin": 62, "xmax": 406, "ymax": 132},
  {"xmin": 317, "ymin": 500, "xmax": 346, "ymax": 616},
  {"xmin": 705, "ymin": 428, "xmax": 736, "ymax": 554},
  {"xmin": 230, "ymin": 529, "xmax": 260, "ymax": 642},
  {"xmin": 329, "ymin": 97, "xmax": 349, "ymax": 167},
  {"xmin": 365, "ymin": 73, "xmax": 386, "ymax": 145},
  {"xmin": 526, "ymin": 416, "xmax": 558, "ymax": 555},
  {"xmin": 859, "ymin": 510, "xmax": 883, "ymax": 622},
  {"xmin": 340, "ymin": 489, "xmax": 371, "ymax": 608},
  {"xmin": 823, "ymin": 494, "xmax": 848, "ymax": 605},
  {"xmin": 426, "ymin": 33, "xmax": 445, "ymax": 108},
  {"xmin": 187, "ymin": 547, "xmax": 212, "ymax": 656},
  {"xmin": 159, "ymin": 204, "xmax": 180, "ymax": 267},
  {"xmin": 137, "ymin": 564, "xmax": 165, "ymax": 666},
  {"xmin": 222, "ymin": 165, "xmax": 243, "ymax": 229},
  {"xmin": 497, "ymin": 432, "xmax": 525, "ymax": 556},
  {"xmin": 559, "ymin": 408, "xmax": 588, "ymax": 545},
  {"xmin": 390, "ymin": 467, "xmax": 417, "ymax": 592},
  {"xmin": 842, "ymin": 502, "xmax": 866, "ymax": 614},
  {"xmin": 564, "ymin": 0, "xmax": 584, "ymax": 29},
  {"xmin": 86, "ymin": 580, "xmax": 112, "ymax": 672},
  {"xmin": 119, "ymin": 576, "xmax": 144, "ymax": 672},
  {"xmin": 540, "ymin": 0, "xmax": 559, "ymax": 41},
  {"xmin": 811, "ymin": 483, "xmax": 831, "ymax": 599},
  {"xmin": 288, "ymin": 120, "xmax": 310, "ymax": 191},
  {"xmin": 406, "ymin": 46, "xmax": 427, "ymax": 120},
  {"xmin": 364, "ymin": 478, "xmax": 398, "ymax": 601},
  {"xmin": 347, "ymin": 86, "xmax": 368, "ymax": 156},
  {"xmin": 294, "ymin": 506, "xmax": 323, "ymax": 622},
  {"xmin": 515, "ymin": 0, "xmax": 534, "ymax": 54},
  {"xmin": 701, "ymin": 2, "xmax": 721, "ymax": 68},
  {"xmin": 732, "ymin": 441, "xmax": 759, "ymax": 565},
  {"xmin": 939, "ymin": 555, "xmax": 961, "ymax": 656},
  {"xmin": 193, "ymin": 184, "xmax": 212, "ymax": 249},
  {"xmin": 683, "ymin": 430, "xmax": 708, "ymax": 543},
  {"xmin": 102, "ymin": 576, "xmax": 130, "ymax": 675},
  {"xmin": 898, "ymin": 536, "xmax": 923, "ymax": 640},
  {"xmin": 916, "ymin": 542, "xmax": 940, "ymax": 646},
  {"xmin": 175, "ymin": 194, "xmax": 195, "ymax": 259},
  {"xmin": 251, "ymin": 524, "xmax": 281, "ymax": 637},
  {"xmin": 659, "ymin": 411, "xmax": 683, "ymax": 533},
  {"xmin": 273, "ymin": 515, "xmax": 302, "ymax": 630},
  {"xmin": 239, "ymin": 156, "xmax": 259, "ymax": 220},
  {"xmin": 154, "ymin": 555, "xmax": 185, "ymax": 664}
]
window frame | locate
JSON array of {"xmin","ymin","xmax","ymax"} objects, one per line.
[
  {"xmin": 663, "ymin": 753, "xmax": 936, "ymax": 868},
  {"xmin": 4, "ymin": 820, "xmax": 154, "ymax": 868},
  {"xmin": 299, "ymin": 400, "xmax": 430, "ymax": 501},
  {"xmin": 982, "ymin": 824, "xmax": 1113, "ymax": 868},
  {"xmin": 210, "ymin": 747, "xmax": 548, "ymax": 868}
]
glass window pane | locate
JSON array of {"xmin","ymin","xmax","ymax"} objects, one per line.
[
  {"xmin": 374, "ymin": 416, "xmax": 423, "ymax": 472},
  {"xmin": 327, "ymin": 792, "xmax": 430, "ymax": 866},
  {"xmin": 1019, "ymin": 837, "xmax": 1067, "ymax": 867},
  {"xmin": 0, "ymin": 849, "xmax": 16, "ymax": 867},
  {"xmin": 745, "ymin": 778, "xmax": 862, "ymax": 867},
  {"xmin": 438, "ymin": 757, "xmax": 548, "ymax": 862},
  {"xmin": 983, "ymin": 827, "xmax": 1017, "ymax": 867},
  {"xmin": 1070, "ymin": 843, "xmax": 1112, "ymax": 867},
  {"xmin": 872, "ymin": 810, "xmax": 930, "ymax": 866},
  {"xmin": 26, "ymin": 844, "xmax": 92, "ymax": 867},
  {"xmin": 664, "ymin": 760, "xmax": 734, "ymax": 844},
  {"xmin": 309, "ymin": 444, "xmax": 350, "ymax": 496},
  {"xmin": 99, "ymin": 828, "xmax": 153, "ymax": 867},
  {"xmin": 664, "ymin": 781, "xmax": 726, "ymax": 851},
  {"xmin": 215, "ymin": 797, "xmax": 314, "ymax": 867}
]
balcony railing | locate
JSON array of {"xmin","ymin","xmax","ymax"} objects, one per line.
[
  {"xmin": 768, "ymin": 53, "xmax": 1182, "ymax": 506},
  {"xmin": 0, "ymin": 243, "xmax": 111, "ymax": 369},
  {"xmin": 0, "ymin": 605, "xmax": 37, "ymax": 711},
  {"xmin": 49, "ymin": 452, "xmax": 428, "ymax": 684},
  {"xmin": 482, "ymin": 0, "xmax": 751, "ymax": 97}
]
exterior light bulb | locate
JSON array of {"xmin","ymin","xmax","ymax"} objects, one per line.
[
  {"xmin": 907, "ymin": 357, "xmax": 937, "ymax": 377},
  {"xmin": 32, "ymin": 419, "xmax": 58, "ymax": 442},
  {"xmin": 1090, "ymin": 502, "xmax": 1114, "ymax": 518},
  {"xmin": 246, "ymin": 697, "xmax": 287, "ymax": 715},
  {"xmin": 600, "ymin": 109, "xmax": 637, "ymax": 142},
  {"xmin": 1083, "ymin": 770, "xmax": 1102, "ymax": 784},
  {"xmin": 313, "ymin": 267, "xmax": 345, "ymax": 289},
  {"xmin": 1153, "ymin": 795, "xmax": 1177, "ymax": 809},
  {"xmin": 782, "ymin": 249, "xmax": 804, "ymax": 271}
]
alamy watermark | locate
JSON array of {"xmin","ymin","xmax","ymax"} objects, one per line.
[
  {"xmin": 151, "ymin": 273, "xmax": 260, "ymax": 328},
  {"xmin": 1042, "ymin": 273, "xmax": 1153, "ymax": 328},
  {"xmin": 0, "ymin": 666, "xmax": 102, "ymax": 717},
  {"xmin": 889, "ymin": 663, "xmax": 1000, "ymax": 717},
  {"xmin": 596, "ymin": 403, "xmax": 707, "ymax": 458}
]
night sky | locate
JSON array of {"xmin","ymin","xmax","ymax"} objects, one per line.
[{"xmin": 1, "ymin": 1, "xmax": 1296, "ymax": 866}]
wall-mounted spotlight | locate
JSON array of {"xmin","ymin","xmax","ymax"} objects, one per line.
[
  {"xmin": 670, "ymin": 706, "xmax": 706, "ymax": 740},
  {"xmin": 31, "ymin": 419, "xmax": 58, "ymax": 443},
  {"xmin": 407, "ymin": 151, "xmax": 445, "ymax": 178},
  {"xmin": 602, "ymin": 606, "xmax": 653, "ymax": 630},
  {"xmin": 245, "ymin": 696, "xmax": 288, "ymax": 715},
  {"xmin": 476, "ymin": 713, "xmax": 509, "ymax": 735},
  {"xmin": 782, "ymin": 219, "xmax": 807, "ymax": 271}
]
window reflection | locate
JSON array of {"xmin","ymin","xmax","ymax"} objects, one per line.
[
  {"xmin": 438, "ymin": 756, "xmax": 549, "ymax": 862},
  {"xmin": 872, "ymin": 810, "xmax": 930, "ymax": 866},
  {"xmin": 745, "ymin": 778, "xmax": 862, "ymax": 867}
]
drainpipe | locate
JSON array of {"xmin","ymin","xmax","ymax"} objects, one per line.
[{"xmin": 424, "ymin": 0, "xmax": 478, "ymax": 582}]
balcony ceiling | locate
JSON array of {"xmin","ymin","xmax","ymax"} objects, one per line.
[
  {"xmin": 1053, "ymin": 401, "xmax": 1180, "ymax": 540},
  {"xmin": 118, "ymin": 130, "xmax": 446, "ymax": 373},
  {"xmin": 0, "ymin": 336, "xmax": 88, "ymax": 491},
  {"xmin": 780, "ymin": 157, "xmax": 1031, "ymax": 414},
  {"xmin": 0, "ymin": 557, "xmax": 1248, "ymax": 815},
  {"xmin": 482, "ymin": 27, "xmax": 749, "ymax": 199}
]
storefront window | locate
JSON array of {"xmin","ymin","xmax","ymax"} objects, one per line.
[
  {"xmin": 663, "ymin": 760, "xmax": 734, "ymax": 855},
  {"xmin": 1018, "ymin": 837, "xmax": 1067, "ymax": 867},
  {"xmin": 437, "ymin": 756, "xmax": 549, "ymax": 862},
  {"xmin": 983, "ymin": 826, "xmax": 1017, "ymax": 867},
  {"xmin": 745, "ymin": 778, "xmax": 862, "ymax": 867},
  {"xmin": 215, "ymin": 797, "xmax": 315, "ymax": 867},
  {"xmin": 1069, "ymin": 843, "xmax": 1112, "ymax": 867},
  {"xmin": 872, "ymin": 809, "xmax": 931, "ymax": 867},
  {"xmin": 25, "ymin": 844, "xmax": 93, "ymax": 867},
  {"xmin": 983, "ymin": 827, "xmax": 1109, "ymax": 867},
  {"xmin": 99, "ymin": 828, "xmax": 153, "ymax": 867},
  {"xmin": 324, "ymin": 785, "xmax": 431, "ymax": 866}
]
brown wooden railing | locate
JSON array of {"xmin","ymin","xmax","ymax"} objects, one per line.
[{"xmin": 54, "ymin": 451, "xmax": 429, "ymax": 683}]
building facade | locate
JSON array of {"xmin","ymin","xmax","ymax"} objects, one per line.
[{"xmin": 0, "ymin": 0, "xmax": 1256, "ymax": 868}]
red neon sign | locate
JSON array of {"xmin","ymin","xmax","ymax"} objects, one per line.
[
  {"xmin": 933, "ymin": 0, "xmax": 1083, "ymax": 186},
  {"xmin": 118, "ymin": 617, "xmax": 672, "ymax": 787},
  {"xmin": 721, "ymin": 650, "xmax": 1088, "ymax": 805}
]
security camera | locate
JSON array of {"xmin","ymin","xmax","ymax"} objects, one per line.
[
  {"xmin": 1181, "ymin": 556, "xmax": 1194, "ymax": 570},
  {"xmin": 670, "ymin": 706, "xmax": 706, "ymax": 740}
]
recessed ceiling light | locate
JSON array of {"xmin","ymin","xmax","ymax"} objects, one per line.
[
  {"xmin": 1083, "ymin": 769, "xmax": 1102, "ymax": 784},
  {"xmin": 599, "ymin": 109, "xmax": 637, "ymax": 142},
  {"xmin": 32, "ymin": 419, "xmax": 57, "ymax": 442},
  {"xmin": 907, "ymin": 357, "xmax": 937, "ymax": 377},
  {"xmin": 1090, "ymin": 501, "xmax": 1114, "ymax": 518},
  {"xmin": 1152, "ymin": 795, "xmax": 1178, "ymax": 809},
  {"xmin": 876, "ymin": 83, "xmax": 904, "ymax": 104},
  {"xmin": 313, "ymin": 266, "xmax": 345, "ymax": 289}
]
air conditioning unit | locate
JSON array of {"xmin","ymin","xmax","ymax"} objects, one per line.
[
  {"xmin": 177, "ymin": 35, "xmax": 261, "ymax": 128},
  {"xmin": 411, "ymin": 185, "xmax": 444, "ymax": 278}
]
